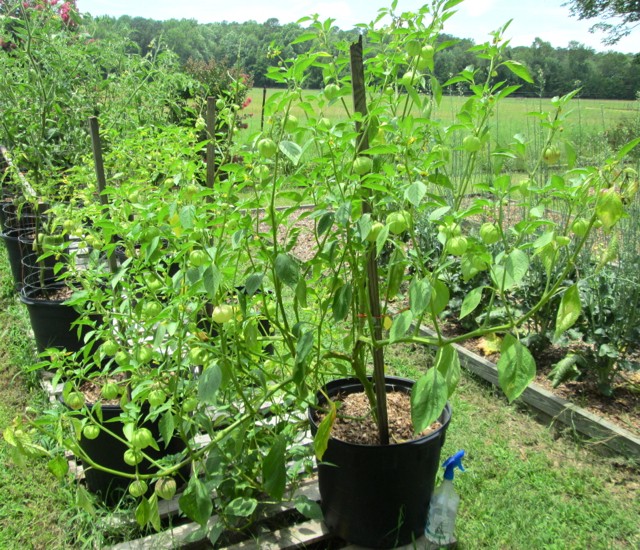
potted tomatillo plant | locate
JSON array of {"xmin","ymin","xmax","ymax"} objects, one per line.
[{"xmin": 223, "ymin": 1, "xmax": 637, "ymax": 547}]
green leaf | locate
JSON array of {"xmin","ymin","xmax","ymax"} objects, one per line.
[
  {"xmin": 148, "ymin": 493, "xmax": 161, "ymax": 532},
  {"xmin": 279, "ymin": 140, "xmax": 303, "ymax": 165},
  {"xmin": 295, "ymin": 278, "xmax": 308, "ymax": 308},
  {"xmin": 317, "ymin": 212, "xmax": 334, "ymax": 236},
  {"xmin": 179, "ymin": 477, "xmax": 213, "ymax": 527},
  {"xmin": 314, "ymin": 399, "xmax": 336, "ymax": 461},
  {"xmin": 332, "ymin": 283, "xmax": 352, "ymax": 322},
  {"xmin": 596, "ymin": 188, "xmax": 624, "ymax": 231},
  {"xmin": 411, "ymin": 368, "xmax": 448, "ymax": 433},
  {"xmin": 405, "ymin": 181, "xmax": 427, "ymax": 207},
  {"xmin": 435, "ymin": 345, "xmax": 461, "ymax": 397},
  {"xmin": 491, "ymin": 249, "xmax": 529, "ymax": 291},
  {"xmin": 460, "ymin": 287, "xmax": 483, "ymax": 319},
  {"xmin": 203, "ymin": 265, "xmax": 221, "ymax": 299},
  {"xmin": 390, "ymin": 310, "xmax": 414, "ymax": 343},
  {"xmin": 554, "ymin": 284, "xmax": 582, "ymax": 340},
  {"xmin": 296, "ymin": 330, "xmax": 314, "ymax": 365},
  {"xmin": 262, "ymin": 435, "xmax": 287, "ymax": 500},
  {"xmin": 198, "ymin": 363, "xmax": 222, "ymax": 405},
  {"xmin": 430, "ymin": 279, "xmax": 450, "ymax": 316},
  {"xmin": 497, "ymin": 334, "xmax": 536, "ymax": 403},
  {"xmin": 615, "ymin": 136, "xmax": 640, "ymax": 161},
  {"xmin": 294, "ymin": 495, "xmax": 324, "ymax": 520},
  {"xmin": 47, "ymin": 455, "xmax": 69, "ymax": 480},
  {"xmin": 158, "ymin": 411, "xmax": 175, "ymax": 448},
  {"xmin": 135, "ymin": 498, "xmax": 151, "ymax": 528},
  {"xmin": 502, "ymin": 60, "xmax": 534, "ymax": 83},
  {"xmin": 275, "ymin": 253, "xmax": 299, "ymax": 288},
  {"xmin": 409, "ymin": 277, "xmax": 431, "ymax": 316},
  {"xmin": 375, "ymin": 224, "xmax": 390, "ymax": 257},
  {"xmin": 244, "ymin": 273, "xmax": 264, "ymax": 296},
  {"xmin": 75, "ymin": 486, "xmax": 95, "ymax": 516},
  {"xmin": 179, "ymin": 205, "xmax": 196, "ymax": 229},
  {"xmin": 228, "ymin": 497, "xmax": 258, "ymax": 517}
]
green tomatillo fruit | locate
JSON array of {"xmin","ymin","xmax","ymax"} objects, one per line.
[
  {"xmin": 479, "ymin": 222, "xmax": 500, "ymax": 244},
  {"xmin": 284, "ymin": 114, "xmax": 298, "ymax": 132},
  {"xmin": 366, "ymin": 221, "xmax": 385, "ymax": 242},
  {"xmin": 212, "ymin": 304, "xmax": 235, "ymax": 324},
  {"xmin": 324, "ymin": 83, "xmax": 340, "ymax": 100},
  {"xmin": 447, "ymin": 235, "xmax": 469, "ymax": 256},
  {"xmin": 132, "ymin": 428, "xmax": 154, "ymax": 450},
  {"xmin": 155, "ymin": 478, "xmax": 177, "ymax": 500},
  {"xmin": 353, "ymin": 156, "xmax": 373, "ymax": 176},
  {"xmin": 82, "ymin": 425, "xmax": 100, "ymax": 440},
  {"xmin": 543, "ymin": 145, "xmax": 561, "ymax": 164},
  {"xmin": 147, "ymin": 389, "xmax": 166, "ymax": 407},
  {"xmin": 571, "ymin": 217, "xmax": 589, "ymax": 238},
  {"xmin": 189, "ymin": 249, "xmax": 209, "ymax": 268},
  {"xmin": 462, "ymin": 135, "xmax": 481, "ymax": 152},
  {"xmin": 257, "ymin": 138, "xmax": 278, "ymax": 158},
  {"xmin": 386, "ymin": 211, "xmax": 411, "ymax": 235},
  {"xmin": 101, "ymin": 382, "xmax": 119, "ymax": 401},
  {"xmin": 101, "ymin": 340, "xmax": 119, "ymax": 357},
  {"xmin": 65, "ymin": 392, "xmax": 85, "ymax": 410},
  {"xmin": 124, "ymin": 449, "xmax": 143, "ymax": 466},
  {"xmin": 128, "ymin": 480, "xmax": 148, "ymax": 498}
]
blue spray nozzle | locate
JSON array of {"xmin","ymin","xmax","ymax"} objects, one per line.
[{"xmin": 442, "ymin": 450, "xmax": 465, "ymax": 480}]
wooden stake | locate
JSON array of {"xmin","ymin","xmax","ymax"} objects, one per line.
[
  {"xmin": 261, "ymin": 86, "xmax": 267, "ymax": 131},
  {"xmin": 206, "ymin": 96, "xmax": 217, "ymax": 189},
  {"xmin": 88, "ymin": 116, "xmax": 117, "ymax": 274},
  {"xmin": 350, "ymin": 36, "xmax": 390, "ymax": 445}
]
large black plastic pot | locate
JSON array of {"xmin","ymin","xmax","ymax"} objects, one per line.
[
  {"xmin": 77, "ymin": 402, "xmax": 191, "ymax": 505},
  {"xmin": 19, "ymin": 281, "xmax": 87, "ymax": 353},
  {"xmin": 309, "ymin": 377, "xmax": 452, "ymax": 549}
]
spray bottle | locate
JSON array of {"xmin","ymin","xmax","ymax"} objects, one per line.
[{"xmin": 424, "ymin": 450, "xmax": 465, "ymax": 548}]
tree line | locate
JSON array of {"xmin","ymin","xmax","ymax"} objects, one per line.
[{"xmin": 92, "ymin": 14, "xmax": 640, "ymax": 100}]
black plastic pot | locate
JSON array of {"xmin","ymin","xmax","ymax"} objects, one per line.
[
  {"xmin": 78, "ymin": 402, "xmax": 191, "ymax": 505},
  {"xmin": 19, "ymin": 281, "xmax": 86, "ymax": 353},
  {"xmin": 308, "ymin": 377, "xmax": 452, "ymax": 549},
  {"xmin": 0, "ymin": 227, "xmax": 29, "ymax": 289}
]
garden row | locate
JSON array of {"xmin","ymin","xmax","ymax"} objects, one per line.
[{"xmin": 1, "ymin": 1, "xmax": 638, "ymax": 548}]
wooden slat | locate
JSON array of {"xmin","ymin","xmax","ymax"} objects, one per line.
[
  {"xmin": 221, "ymin": 519, "xmax": 332, "ymax": 550},
  {"xmin": 415, "ymin": 323, "xmax": 640, "ymax": 458}
]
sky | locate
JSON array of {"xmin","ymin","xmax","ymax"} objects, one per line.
[{"xmin": 78, "ymin": 1, "xmax": 640, "ymax": 53}]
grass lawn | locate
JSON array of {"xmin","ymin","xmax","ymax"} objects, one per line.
[{"xmin": 0, "ymin": 244, "xmax": 638, "ymax": 548}]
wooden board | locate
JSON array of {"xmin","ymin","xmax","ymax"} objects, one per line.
[{"xmin": 415, "ymin": 324, "xmax": 640, "ymax": 458}]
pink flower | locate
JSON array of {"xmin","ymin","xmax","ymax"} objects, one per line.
[{"xmin": 242, "ymin": 97, "xmax": 252, "ymax": 109}]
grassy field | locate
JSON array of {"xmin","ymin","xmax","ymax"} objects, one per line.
[
  {"xmin": 0, "ymin": 245, "xmax": 638, "ymax": 547},
  {"xmin": 243, "ymin": 88, "xmax": 639, "ymax": 163}
]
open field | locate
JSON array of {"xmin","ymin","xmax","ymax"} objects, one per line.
[{"xmin": 242, "ymin": 88, "xmax": 639, "ymax": 162}]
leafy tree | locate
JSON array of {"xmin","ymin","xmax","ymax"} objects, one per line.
[{"xmin": 566, "ymin": 0, "xmax": 640, "ymax": 45}]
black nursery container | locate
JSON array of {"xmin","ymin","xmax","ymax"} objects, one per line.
[
  {"xmin": 79, "ymin": 403, "xmax": 191, "ymax": 505},
  {"xmin": 309, "ymin": 377, "xmax": 452, "ymax": 549},
  {"xmin": 0, "ymin": 227, "xmax": 28, "ymax": 289},
  {"xmin": 19, "ymin": 281, "xmax": 85, "ymax": 353}
]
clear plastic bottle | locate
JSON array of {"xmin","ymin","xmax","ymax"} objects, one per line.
[{"xmin": 424, "ymin": 450, "xmax": 465, "ymax": 548}]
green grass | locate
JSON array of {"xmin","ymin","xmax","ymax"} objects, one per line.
[
  {"xmin": 0, "ymin": 247, "xmax": 73, "ymax": 549},
  {"xmin": 386, "ymin": 343, "xmax": 640, "ymax": 549}
]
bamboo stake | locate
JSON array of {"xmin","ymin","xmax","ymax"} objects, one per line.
[
  {"xmin": 350, "ymin": 36, "xmax": 390, "ymax": 445},
  {"xmin": 88, "ymin": 116, "xmax": 117, "ymax": 274}
]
